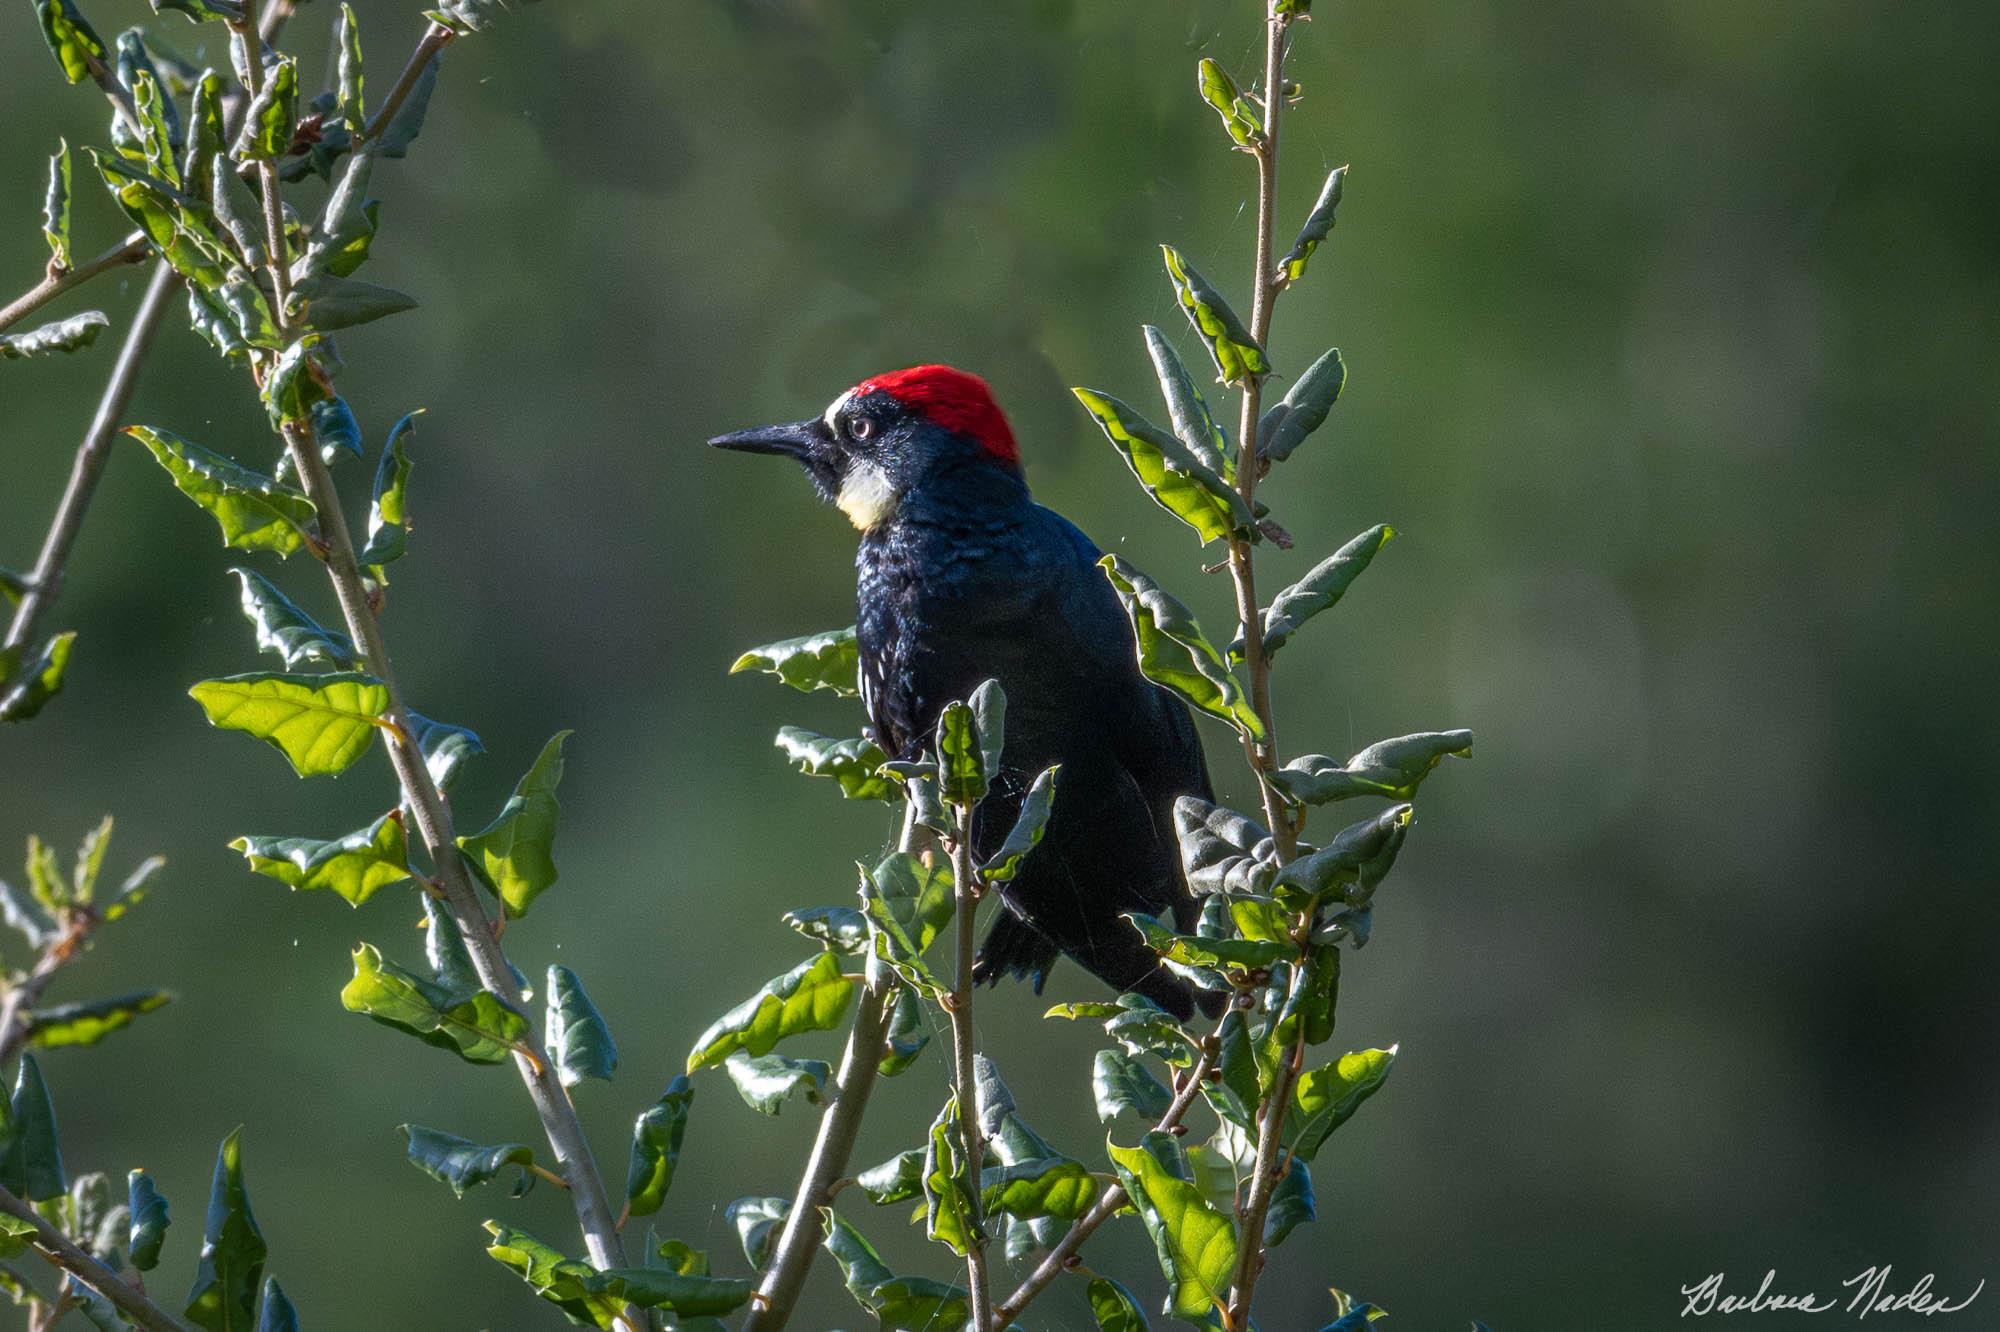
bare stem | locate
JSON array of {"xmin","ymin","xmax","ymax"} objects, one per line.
[
  {"xmin": 945, "ymin": 802, "xmax": 993, "ymax": 1330},
  {"xmin": 742, "ymin": 810, "xmax": 920, "ymax": 1331},
  {"xmin": 991, "ymin": 1043, "xmax": 1217, "ymax": 1325},
  {"xmin": 0, "ymin": 1184, "xmax": 193, "ymax": 1332},
  {"xmin": 0, "ymin": 233, "xmax": 148, "ymax": 335},
  {"xmin": 361, "ymin": 23, "xmax": 455, "ymax": 143}
]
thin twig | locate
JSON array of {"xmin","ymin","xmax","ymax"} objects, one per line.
[
  {"xmin": 0, "ymin": 233, "xmax": 148, "ymax": 335},
  {"xmin": 0, "ymin": 1184, "xmax": 194, "ymax": 1332},
  {"xmin": 360, "ymin": 22, "xmax": 455, "ymax": 143},
  {"xmin": 742, "ymin": 808, "xmax": 919, "ymax": 1331},
  {"xmin": 945, "ymin": 802, "xmax": 993, "ymax": 1330},
  {"xmin": 991, "ymin": 1043, "xmax": 1217, "ymax": 1325}
]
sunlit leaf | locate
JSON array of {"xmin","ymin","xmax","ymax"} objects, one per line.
[
  {"xmin": 231, "ymin": 812, "xmax": 408, "ymax": 906},
  {"xmin": 232, "ymin": 56, "xmax": 296, "ymax": 162},
  {"xmin": 457, "ymin": 731, "xmax": 569, "ymax": 918},
  {"xmin": 545, "ymin": 964, "xmax": 617, "ymax": 1087},
  {"xmin": 0, "ymin": 311, "xmax": 108, "ymax": 361},
  {"xmin": 1197, "ymin": 57, "xmax": 1262, "ymax": 148},
  {"xmin": 685, "ymin": 952, "xmax": 855, "ymax": 1071},
  {"xmin": 260, "ymin": 335, "xmax": 335, "ymax": 428},
  {"xmin": 1161, "ymin": 244, "xmax": 1269, "ymax": 385},
  {"xmin": 128, "ymin": 427, "xmax": 317, "ymax": 556},
  {"xmin": 1106, "ymin": 1132, "xmax": 1238, "ymax": 1319},
  {"xmin": 231, "ymin": 568, "xmax": 355, "ymax": 669},
  {"xmin": 482, "ymin": 1223, "xmax": 622, "ymax": 1329},
  {"xmin": 854, "ymin": 1148, "xmax": 924, "ymax": 1205},
  {"xmin": 981, "ymin": 1156, "xmax": 1097, "ymax": 1222},
  {"xmin": 0, "ymin": 632, "xmax": 76, "ymax": 722},
  {"xmin": 1274, "ymin": 729, "xmax": 1473, "ymax": 808},
  {"xmin": 1285, "ymin": 1047, "xmax": 1396, "ymax": 1162},
  {"xmin": 189, "ymin": 672, "xmax": 389, "ymax": 776},
  {"xmin": 1278, "ymin": 164, "xmax": 1347, "ymax": 284},
  {"xmin": 183, "ymin": 1128, "xmax": 265, "ymax": 1332},
  {"xmin": 977, "ymin": 764, "xmax": 1058, "ymax": 885},
  {"xmin": 24, "ymin": 989, "xmax": 173, "ymax": 1048},
  {"xmin": 1087, "ymin": 1275, "xmax": 1151, "ymax": 1331},
  {"xmin": 1143, "ymin": 324, "xmax": 1233, "ymax": 479},
  {"xmin": 128, "ymin": 1169, "xmax": 170, "ymax": 1271},
  {"xmin": 773, "ymin": 728, "xmax": 894, "ymax": 801},
  {"xmin": 1100, "ymin": 556, "xmax": 1263, "ymax": 740},
  {"xmin": 401, "ymin": 1125, "xmax": 532, "ymax": 1198},
  {"xmin": 879, "ymin": 984, "xmax": 931, "ymax": 1077},
  {"xmin": 33, "ymin": 0, "xmax": 106, "ymax": 84},
  {"xmin": 1093, "ymin": 1048, "xmax": 1172, "ymax": 1122},
  {"xmin": 625, "ymin": 1075, "xmax": 693, "ymax": 1218},
  {"xmin": 821, "ymin": 1209, "xmax": 970, "ymax": 1331},
  {"xmin": 783, "ymin": 904, "xmax": 869, "ymax": 954},
  {"xmin": 1272, "ymin": 804, "xmax": 1413, "ymax": 907},
  {"xmin": 1127, "ymin": 913, "xmax": 1290, "ymax": 977},
  {"xmin": 341, "ymin": 942, "xmax": 529, "ymax": 1064},
  {"xmin": 725, "ymin": 1197, "xmax": 788, "ymax": 1269},
  {"xmin": 922, "ymin": 1098, "xmax": 978, "ymax": 1256},
  {"xmin": 358, "ymin": 410, "xmax": 418, "ymax": 568},
  {"xmin": 723, "ymin": 1051, "xmax": 829, "ymax": 1115},
  {"xmin": 860, "ymin": 852, "xmax": 954, "ymax": 995},
  {"xmin": 1073, "ymin": 388, "xmax": 1249, "ymax": 544},
  {"xmin": 336, "ymin": 3, "xmax": 364, "ymax": 132},
  {"xmin": 729, "ymin": 626, "xmax": 859, "ymax": 696}
]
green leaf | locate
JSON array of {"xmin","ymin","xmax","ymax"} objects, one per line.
[
  {"xmin": 232, "ymin": 56, "xmax": 296, "ymax": 162},
  {"xmin": 821, "ymin": 1209, "xmax": 971, "ymax": 1331},
  {"xmin": 624, "ymin": 1075, "xmax": 693, "ymax": 1218},
  {"xmin": 152, "ymin": 0, "xmax": 245, "ymax": 21},
  {"xmin": 729, "ymin": 626, "xmax": 859, "ymax": 696},
  {"xmin": 289, "ymin": 275, "xmax": 417, "ymax": 333},
  {"xmin": 590, "ymin": 1266, "xmax": 752, "ymax": 1318},
  {"xmin": 783, "ymin": 904, "xmax": 869, "ymax": 954},
  {"xmin": 921, "ymin": 1098, "xmax": 979, "ymax": 1256},
  {"xmin": 979, "ymin": 765, "xmax": 1057, "ymax": 884},
  {"xmin": 1127, "ymin": 913, "xmax": 1291, "ymax": 976},
  {"xmin": 1241, "ymin": 522, "xmax": 1391, "ymax": 660},
  {"xmin": 311, "ymin": 396, "xmax": 364, "ymax": 463},
  {"xmin": 42, "ymin": 142, "xmax": 72, "ymax": 268},
  {"xmin": 340, "ymin": 942, "xmax": 529, "ymax": 1064},
  {"xmin": 685, "ymin": 951, "xmax": 855, "ymax": 1071},
  {"xmin": 260, "ymin": 335, "xmax": 334, "ymax": 428},
  {"xmin": 860, "ymin": 852, "xmax": 954, "ymax": 994},
  {"xmin": 1106, "ymin": 1133, "xmax": 1238, "ymax": 1319},
  {"xmin": 1161, "ymin": 244, "xmax": 1269, "ymax": 385},
  {"xmin": 189, "ymin": 672, "xmax": 389, "ymax": 776},
  {"xmin": 1263, "ymin": 1158, "xmax": 1316, "ymax": 1247},
  {"xmin": 34, "ymin": 0, "xmax": 106, "ymax": 84},
  {"xmin": 1086, "ymin": 1275, "xmax": 1151, "ymax": 1330},
  {"xmin": 231, "ymin": 568, "xmax": 355, "ymax": 669},
  {"xmin": 482, "ymin": 1222, "xmax": 623, "ymax": 1329},
  {"xmin": 375, "ymin": 53, "xmax": 437, "ymax": 158},
  {"xmin": 545, "ymin": 965, "xmax": 618, "ymax": 1087},
  {"xmin": 1143, "ymin": 324, "xmax": 1233, "ymax": 479},
  {"xmin": 1278, "ymin": 164, "xmax": 1347, "ymax": 284},
  {"xmin": 400, "ymin": 1125, "xmax": 533, "ymax": 1199},
  {"xmin": 23, "ymin": 989, "xmax": 173, "ymax": 1048},
  {"xmin": 408, "ymin": 710, "xmax": 483, "ymax": 790},
  {"xmin": 231, "ymin": 812, "xmax": 409, "ymax": 906},
  {"xmin": 1203, "ymin": 1009, "xmax": 1260, "ymax": 1129},
  {"xmin": 981, "ymin": 1156, "xmax": 1098, "ymax": 1221},
  {"xmin": 879, "ymin": 984, "xmax": 931, "ymax": 1077},
  {"xmin": 1197, "ymin": 57, "xmax": 1262, "ymax": 148},
  {"xmin": 183, "ymin": 1128, "xmax": 265, "ymax": 1332},
  {"xmin": 0, "ymin": 1056, "xmax": 66, "ymax": 1201},
  {"xmin": 71, "ymin": 814, "xmax": 111, "ymax": 902},
  {"xmin": 127, "ymin": 427, "xmax": 318, "ymax": 556},
  {"xmin": 934, "ymin": 682, "xmax": 998, "ymax": 806},
  {"xmin": 104, "ymin": 853, "xmax": 165, "ymax": 921},
  {"xmin": 127, "ymin": 1169, "xmax": 170, "ymax": 1270},
  {"xmin": 1173, "ymin": 797, "xmax": 1277, "ymax": 897},
  {"xmin": 1271, "ymin": 946, "xmax": 1340, "ymax": 1057},
  {"xmin": 1073, "ymin": 388, "xmax": 1250, "ymax": 544},
  {"xmin": 1099, "ymin": 556, "xmax": 1263, "ymax": 740},
  {"xmin": 1285, "ymin": 1047, "xmax": 1396, "ymax": 1162},
  {"xmin": 1257, "ymin": 345, "xmax": 1347, "ymax": 465},
  {"xmin": 181, "ymin": 72, "xmax": 224, "ymax": 199},
  {"xmin": 0, "ymin": 311, "xmax": 108, "ymax": 359},
  {"xmin": 773, "ymin": 728, "xmax": 894, "ymax": 801},
  {"xmin": 253, "ymin": 1277, "xmax": 297, "ymax": 1332},
  {"xmin": 0, "ymin": 632, "xmax": 76, "ymax": 722},
  {"xmin": 722, "ymin": 1051, "xmax": 829, "ymax": 1115},
  {"xmin": 358, "ymin": 410, "xmax": 418, "ymax": 569},
  {"xmin": 0, "ymin": 875, "xmax": 57, "ymax": 948},
  {"xmin": 1274, "ymin": 730, "xmax": 1473, "ymax": 807},
  {"xmin": 725, "ymin": 1197, "xmax": 789, "ymax": 1269},
  {"xmin": 124, "ymin": 66, "xmax": 178, "ymax": 183},
  {"xmin": 457, "ymin": 730, "xmax": 570, "ymax": 918},
  {"xmin": 336, "ymin": 3, "xmax": 364, "ymax": 132},
  {"xmin": 1093, "ymin": 1048, "xmax": 1171, "ymax": 1122},
  {"xmin": 854, "ymin": 1148, "xmax": 924, "ymax": 1205},
  {"xmin": 1272, "ymin": 804, "xmax": 1413, "ymax": 907},
  {"xmin": 0, "ymin": 566, "xmax": 25, "ymax": 607},
  {"xmin": 296, "ymin": 147, "xmax": 376, "ymax": 281}
]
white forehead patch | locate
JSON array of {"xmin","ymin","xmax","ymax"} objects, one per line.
[
  {"xmin": 837, "ymin": 459, "xmax": 899, "ymax": 531},
  {"xmin": 824, "ymin": 388, "xmax": 858, "ymax": 436}
]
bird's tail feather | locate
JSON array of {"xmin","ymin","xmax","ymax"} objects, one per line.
[{"xmin": 973, "ymin": 909, "xmax": 1061, "ymax": 994}]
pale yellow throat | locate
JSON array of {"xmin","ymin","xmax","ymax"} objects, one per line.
[{"xmin": 837, "ymin": 461, "xmax": 900, "ymax": 531}]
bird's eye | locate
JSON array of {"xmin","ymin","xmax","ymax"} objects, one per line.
[{"xmin": 848, "ymin": 416, "xmax": 874, "ymax": 442}]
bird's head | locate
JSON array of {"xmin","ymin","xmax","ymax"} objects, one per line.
[{"xmin": 708, "ymin": 364, "xmax": 1022, "ymax": 531}]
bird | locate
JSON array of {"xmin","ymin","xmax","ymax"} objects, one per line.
[{"xmin": 710, "ymin": 364, "xmax": 1221, "ymax": 1020}]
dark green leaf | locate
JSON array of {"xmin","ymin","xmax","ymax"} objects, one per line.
[
  {"xmin": 1272, "ymin": 729, "xmax": 1474, "ymax": 805},
  {"xmin": 821, "ymin": 1209, "xmax": 972, "ymax": 1330},
  {"xmin": 773, "ymin": 728, "xmax": 893, "ymax": 801},
  {"xmin": 231, "ymin": 812, "xmax": 408, "ymax": 907},
  {"xmin": 1197, "ymin": 57, "xmax": 1262, "ymax": 147},
  {"xmin": 400, "ymin": 1125, "xmax": 532, "ymax": 1198},
  {"xmin": 1087, "ymin": 1275, "xmax": 1151, "ymax": 1331},
  {"xmin": 407, "ymin": 710, "xmax": 483, "ymax": 790},
  {"xmin": 1093, "ymin": 1048, "xmax": 1171, "ymax": 1122},
  {"xmin": 0, "ymin": 1056, "xmax": 66, "ymax": 1201},
  {"xmin": 358, "ymin": 409, "xmax": 417, "ymax": 568},
  {"xmin": 854, "ymin": 1148, "xmax": 924, "ymax": 1205},
  {"xmin": 232, "ymin": 56, "xmax": 296, "ymax": 162},
  {"xmin": 589, "ymin": 1266, "xmax": 752, "ymax": 1318},
  {"xmin": 1143, "ymin": 324, "xmax": 1233, "ymax": 479},
  {"xmin": 127, "ymin": 1169, "xmax": 170, "ymax": 1271},
  {"xmin": 181, "ymin": 72, "xmax": 224, "ymax": 200},
  {"xmin": 1257, "ymin": 345, "xmax": 1347, "ymax": 464},
  {"xmin": 189, "ymin": 672, "xmax": 389, "ymax": 776},
  {"xmin": 231, "ymin": 568, "xmax": 355, "ymax": 669},
  {"xmin": 1161, "ymin": 244, "xmax": 1269, "ymax": 385},
  {"xmin": 1285, "ymin": 1047, "xmax": 1396, "ymax": 1162},
  {"xmin": 722, "ymin": 1051, "xmax": 829, "ymax": 1115},
  {"xmin": 336, "ymin": 3, "xmax": 364, "ymax": 132},
  {"xmin": 0, "ymin": 311, "xmax": 108, "ymax": 359},
  {"xmin": 1205, "ymin": 1009, "xmax": 1260, "ymax": 1129},
  {"xmin": 340, "ymin": 942, "xmax": 529, "ymax": 1064},
  {"xmin": 783, "ymin": 905, "xmax": 869, "ymax": 954},
  {"xmin": 1100, "ymin": 556, "xmax": 1263, "ymax": 739},
  {"xmin": 685, "ymin": 951, "xmax": 855, "ymax": 1071},
  {"xmin": 482, "ymin": 1223, "xmax": 622, "ymax": 1328},
  {"xmin": 624, "ymin": 1075, "xmax": 693, "ymax": 1218},
  {"xmin": 183, "ymin": 1128, "xmax": 265, "ymax": 1332},
  {"xmin": 296, "ymin": 147, "xmax": 376, "ymax": 281},
  {"xmin": 122, "ymin": 65, "xmax": 179, "ymax": 183},
  {"xmin": 1173, "ymin": 796, "xmax": 1278, "ymax": 897},
  {"xmin": 260, "ymin": 335, "xmax": 334, "ymax": 428},
  {"xmin": 34, "ymin": 0, "xmax": 106, "ymax": 84},
  {"xmin": 729, "ymin": 626, "xmax": 859, "ymax": 695},
  {"xmin": 1127, "ymin": 913, "xmax": 1291, "ymax": 975},
  {"xmin": 1263, "ymin": 1158, "xmax": 1316, "ymax": 1247},
  {"xmin": 23, "ymin": 989, "xmax": 173, "ymax": 1048},
  {"xmin": 879, "ymin": 984, "xmax": 931, "ymax": 1076},
  {"xmin": 375, "ymin": 54, "xmax": 437, "ymax": 157},
  {"xmin": 252, "ymin": 1277, "xmax": 296, "ymax": 1332},
  {"xmin": 1241, "ymin": 521, "xmax": 1390, "ymax": 659},
  {"xmin": 1271, "ymin": 945, "xmax": 1340, "ymax": 1056},
  {"xmin": 545, "ymin": 965, "xmax": 617, "ymax": 1087},
  {"xmin": 725, "ymin": 1197, "xmax": 788, "ymax": 1269},
  {"xmin": 1106, "ymin": 1132, "xmax": 1237, "ymax": 1319},
  {"xmin": 128, "ymin": 426, "xmax": 317, "ymax": 556},
  {"xmin": 457, "ymin": 730, "xmax": 569, "ymax": 918},
  {"xmin": 981, "ymin": 1156, "xmax": 1097, "ymax": 1221},
  {"xmin": 1272, "ymin": 804, "xmax": 1413, "ymax": 907},
  {"xmin": 980, "ymin": 765, "xmax": 1057, "ymax": 885},
  {"xmin": 0, "ymin": 632, "xmax": 76, "ymax": 722},
  {"xmin": 1278, "ymin": 164, "xmax": 1347, "ymax": 284},
  {"xmin": 310, "ymin": 395, "xmax": 364, "ymax": 462},
  {"xmin": 289, "ymin": 274, "xmax": 416, "ymax": 332},
  {"xmin": 1073, "ymin": 388, "xmax": 1249, "ymax": 544}
]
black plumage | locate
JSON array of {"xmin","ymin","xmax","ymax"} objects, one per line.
[{"xmin": 711, "ymin": 365, "xmax": 1217, "ymax": 1019}]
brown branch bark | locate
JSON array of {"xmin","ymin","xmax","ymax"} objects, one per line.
[{"xmin": 0, "ymin": 1184, "xmax": 193, "ymax": 1332}]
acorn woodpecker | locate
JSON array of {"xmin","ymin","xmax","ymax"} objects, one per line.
[{"xmin": 712, "ymin": 365, "xmax": 1220, "ymax": 1020}]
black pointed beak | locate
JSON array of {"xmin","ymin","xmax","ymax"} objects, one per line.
[{"xmin": 707, "ymin": 417, "xmax": 831, "ymax": 460}]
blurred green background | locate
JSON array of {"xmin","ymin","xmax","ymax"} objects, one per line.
[{"xmin": 5, "ymin": 0, "xmax": 1997, "ymax": 1327}]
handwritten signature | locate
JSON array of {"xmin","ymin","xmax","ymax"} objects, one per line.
[{"xmin": 1682, "ymin": 1268, "xmax": 1985, "ymax": 1319}]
